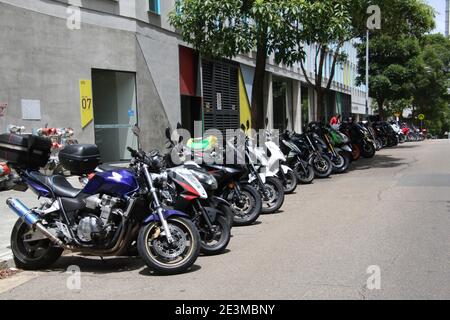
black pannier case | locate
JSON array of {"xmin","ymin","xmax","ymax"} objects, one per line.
[
  {"xmin": 58, "ymin": 144, "xmax": 100, "ymax": 175},
  {"xmin": 0, "ymin": 134, "xmax": 51, "ymax": 169}
]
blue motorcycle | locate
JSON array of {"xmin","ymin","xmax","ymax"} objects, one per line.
[{"xmin": 1, "ymin": 133, "xmax": 200, "ymax": 275}]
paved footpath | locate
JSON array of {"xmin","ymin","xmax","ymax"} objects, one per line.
[{"xmin": 0, "ymin": 140, "xmax": 449, "ymax": 299}]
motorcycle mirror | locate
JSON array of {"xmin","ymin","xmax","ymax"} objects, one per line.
[{"xmin": 165, "ymin": 127, "xmax": 171, "ymax": 140}]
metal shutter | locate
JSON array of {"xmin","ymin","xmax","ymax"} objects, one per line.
[{"xmin": 202, "ymin": 59, "xmax": 240, "ymax": 133}]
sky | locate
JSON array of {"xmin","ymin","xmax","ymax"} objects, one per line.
[{"xmin": 425, "ymin": 0, "xmax": 447, "ymax": 34}]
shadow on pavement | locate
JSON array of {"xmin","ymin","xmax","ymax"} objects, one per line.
[
  {"xmin": 395, "ymin": 144, "xmax": 420, "ymax": 149},
  {"xmin": 47, "ymin": 255, "xmax": 146, "ymax": 274},
  {"xmin": 351, "ymin": 154, "xmax": 408, "ymax": 170}
]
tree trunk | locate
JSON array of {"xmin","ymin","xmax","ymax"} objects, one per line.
[
  {"xmin": 377, "ymin": 99, "xmax": 384, "ymax": 121},
  {"xmin": 315, "ymin": 86, "xmax": 324, "ymax": 122},
  {"xmin": 251, "ymin": 37, "xmax": 267, "ymax": 130}
]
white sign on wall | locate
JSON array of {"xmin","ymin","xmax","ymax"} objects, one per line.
[{"xmin": 21, "ymin": 99, "xmax": 41, "ymax": 120}]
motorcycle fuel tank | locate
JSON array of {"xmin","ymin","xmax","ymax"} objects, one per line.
[{"xmin": 82, "ymin": 169, "xmax": 139, "ymax": 198}]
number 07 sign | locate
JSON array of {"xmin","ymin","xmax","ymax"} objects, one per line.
[{"xmin": 80, "ymin": 80, "xmax": 94, "ymax": 128}]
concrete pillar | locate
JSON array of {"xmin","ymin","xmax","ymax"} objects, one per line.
[
  {"xmin": 293, "ymin": 80, "xmax": 302, "ymax": 133},
  {"xmin": 264, "ymin": 72, "xmax": 273, "ymax": 129}
]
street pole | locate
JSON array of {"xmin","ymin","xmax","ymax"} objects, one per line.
[{"xmin": 365, "ymin": 29, "xmax": 369, "ymax": 120}]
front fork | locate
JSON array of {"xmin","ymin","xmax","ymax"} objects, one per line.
[{"xmin": 143, "ymin": 165, "xmax": 174, "ymax": 243}]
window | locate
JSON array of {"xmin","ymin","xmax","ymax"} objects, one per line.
[{"xmin": 149, "ymin": 0, "xmax": 160, "ymax": 15}]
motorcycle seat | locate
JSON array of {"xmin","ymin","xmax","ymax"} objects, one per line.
[{"xmin": 29, "ymin": 171, "xmax": 82, "ymax": 198}]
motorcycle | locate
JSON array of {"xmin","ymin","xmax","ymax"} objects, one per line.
[
  {"xmin": 1, "ymin": 130, "xmax": 200, "ymax": 275},
  {"xmin": 234, "ymin": 126, "xmax": 285, "ymax": 214},
  {"xmin": 339, "ymin": 121, "xmax": 376, "ymax": 158},
  {"xmin": 164, "ymin": 127, "xmax": 262, "ymax": 227},
  {"xmin": 263, "ymin": 129, "xmax": 298, "ymax": 194},
  {"xmin": 279, "ymin": 131, "xmax": 315, "ymax": 184},
  {"xmin": 307, "ymin": 122, "xmax": 351, "ymax": 174},
  {"xmin": 288, "ymin": 129, "xmax": 333, "ymax": 179}
]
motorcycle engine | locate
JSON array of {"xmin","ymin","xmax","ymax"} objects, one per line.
[
  {"xmin": 77, "ymin": 215, "xmax": 103, "ymax": 242},
  {"xmin": 77, "ymin": 195, "xmax": 124, "ymax": 243}
]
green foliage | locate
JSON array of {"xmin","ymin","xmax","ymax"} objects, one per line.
[
  {"xmin": 355, "ymin": 0, "xmax": 437, "ymax": 121},
  {"xmin": 169, "ymin": 0, "xmax": 297, "ymax": 60}
]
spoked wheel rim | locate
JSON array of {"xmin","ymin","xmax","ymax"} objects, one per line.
[
  {"xmin": 144, "ymin": 220, "xmax": 195, "ymax": 268},
  {"xmin": 200, "ymin": 218, "xmax": 228, "ymax": 250},
  {"xmin": 261, "ymin": 183, "xmax": 279, "ymax": 209},
  {"xmin": 230, "ymin": 190, "xmax": 255, "ymax": 222},
  {"xmin": 313, "ymin": 156, "xmax": 329, "ymax": 173}
]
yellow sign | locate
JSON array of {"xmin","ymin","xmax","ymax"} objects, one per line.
[
  {"xmin": 418, "ymin": 114, "xmax": 425, "ymax": 121},
  {"xmin": 80, "ymin": 80, "xmax": 93, "ymax": 128}
]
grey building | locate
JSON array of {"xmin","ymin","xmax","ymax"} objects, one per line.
[{"xmin": 0, "ymin": 0, "xmax": 371, "ymax": 163}]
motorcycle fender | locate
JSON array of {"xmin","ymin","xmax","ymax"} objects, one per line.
[
  {"xmin": 341, "ymin": 145, "xmax": 352, "ymax": 152},
  {"xmin": 264, "ymin": 170, "xmax": 277, "ymax": 178},
  {"xmin": 281, "ymin": 165, "xmax": 292, "ymax": 174},
  {"xmin": 143, "ymin": 209, "xmax": 190, "ymax": 225},
  {"xmin": 203, "ymin": 207, "xmax": 222, "ymax": 222},
  {"xmin": 212, "ymin": 196, "xmax": 231, "ymax": 208}
]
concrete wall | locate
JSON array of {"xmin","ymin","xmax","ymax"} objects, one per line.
[
  {"xmin": 0, "ymin": 2, "xmax": 134, "ymax": 143},
  {"xmin": 0, "ymin": 1, "xmax": 178, "ymax": 155}
]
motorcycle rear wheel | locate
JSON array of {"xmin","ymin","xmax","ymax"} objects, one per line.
[{"xmin": 11, "ymin": 219, "xmax": 63, "ymax": 270}]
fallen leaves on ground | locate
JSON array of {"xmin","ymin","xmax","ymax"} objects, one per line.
[{"xmin": 0, "ymin": 268, "xmax": 20, "ymax": 280}]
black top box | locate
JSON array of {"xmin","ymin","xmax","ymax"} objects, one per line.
[
  {"xmin": 0, "ymin": 133, "xmax": 51, "ymax": 169},
  {"xmin": 59, "ymin": 144, "xmax": 100, "ymax": 175}
]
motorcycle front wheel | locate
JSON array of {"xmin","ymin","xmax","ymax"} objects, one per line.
[
  {"xmin": 259, "ymin": 177, "xmax": 285, "ymax": 214},
  {"xmin": 332, "ymin": 152, "xmax": 350, "ymax": 174},
  {"xmin": 294, "ymin": 161, "xmax": 315, "ymax": 184},
  {"xmin": 361, "ymin": 141, "xmax": 376, "ymax": 158},
  {"xmin": 310, "ymin": 154, "xmax": 333, "ymax": 178},
  {"xmin": 280, "ymin": 169, "xmax": 297, "ymax": 194},
  {"xmin": 225, "ymin": 185, "xmax": 262, "ymax": 226},
  {"xmin": 199, "ymin": 215, "xmax": 231, "ymax": 256},
  {"xmin": 138, "ymin": 217, "xmax": 200, "ymax": 275}
]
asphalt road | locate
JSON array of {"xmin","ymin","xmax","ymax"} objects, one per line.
[{"xmin": 1, "ymin": 140, "xmax": 449, "ymax": 299}]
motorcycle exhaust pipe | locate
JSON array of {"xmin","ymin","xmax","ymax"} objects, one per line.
[{"xmin": 6, "ymin": 198, "xmax": 66, "ymax": 248}]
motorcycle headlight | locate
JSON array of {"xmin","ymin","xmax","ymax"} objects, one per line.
[{"xmin": 190, "ymin": 169, "xmax": 218, "ymax": 191}]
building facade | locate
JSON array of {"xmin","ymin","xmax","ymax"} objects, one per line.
[{"xmin": 0, "ymin": 0, "xmax": 371, "ymax": 162}]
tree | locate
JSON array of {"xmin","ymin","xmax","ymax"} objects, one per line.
[
  {"xmin": 355, "ymin": 0, "xmax": 435, "ymax": 119},
  {"xmin": 169, "ymin": 0, "xmax": 303, "ymax": 129},
  {"xmin": 275, "ymin": 0, "xmax": 361, "ymax": 121},
  {"xmin": 411, "ymin": 34, "xmax": 450, "ymax": 135}
]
